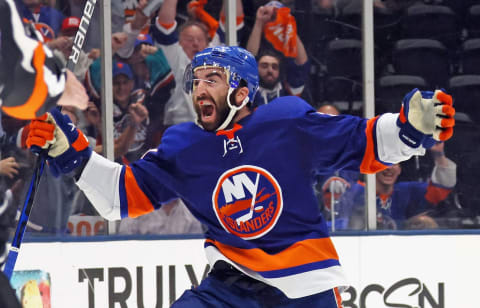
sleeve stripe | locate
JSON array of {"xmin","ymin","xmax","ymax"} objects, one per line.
[
  {"xmin": 158, "ymin": 21, "xmax": 175, "ymax": 30},
  {"xmin": 155, "ymin": 18, "xmax": 177, "ymax": 35},
  {"xmin": 360, "ymin": 116, "xmax": 389, "ymax": 174},
  {"xmin": 72, "ymin": 130, "xmax": 89, "ymax": 151},
  {"xmin": 2, "ymin": 43, "xmax": 48, "ymax": 119},
  {"xmin": 123, "ymin": 166, "xmax": 155, "ymax": 218},
  {"xmin": 425, "ymin": 183, "xmax": 452, "ymax": 205},
  {"xmin": 205, "ymin": 237, "xmax": 339, "ymax": 272},
  {"xmin": 151, "ymin": 18, "xmax": 179, "ymax": 46}
]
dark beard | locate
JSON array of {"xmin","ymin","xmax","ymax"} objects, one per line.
[
  {"xmin": 216, "ymin": 104, "xmax": 230, "ymax": 129},
  {"xmin": 195, "ymin": 95, "xmax": 230, "ymax": 131},
  {"xmin": 259, "ymin": 76, "xmax": 279, "ymax": 90}
]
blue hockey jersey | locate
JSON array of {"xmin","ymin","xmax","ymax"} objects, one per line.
[{"xmin": 77, "ymin": 96, "xmax": 425, "ymax": 298}]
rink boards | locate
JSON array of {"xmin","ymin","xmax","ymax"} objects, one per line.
[{"xmin": 12, "ymin": 233, "xmax": 480, "ymax": 308}]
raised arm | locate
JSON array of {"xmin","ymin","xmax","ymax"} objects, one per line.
[
  {"xmin": 25, "ymin": 108, "xmax": 178, "ymax": 221},
  {"xmin": 157, "ymin": 0, "xmax": 178, "ymax": 24},
  {"xmin": 429, "ymin": 142, "xmax": 456, "ymax": 188},
  {"xmin": 246, "ymin": 5, "xmax": 275, "ymax": 56},
  {"xmin": 295, "ymin": 35, "xmax": 308, "ymax": 66}
]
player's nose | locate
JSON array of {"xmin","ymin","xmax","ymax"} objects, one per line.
[{"xmin": 195, "ymin": 80, "xmax": 210, "ymax": 93}]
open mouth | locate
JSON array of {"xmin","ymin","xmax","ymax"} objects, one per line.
[{"xmin": 199, "ymin": 101, "xmax": 215, "ymax": 119}]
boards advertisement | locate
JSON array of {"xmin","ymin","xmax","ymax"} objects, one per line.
[{"xmin": 12, "ymin": 234, "xmax": 480, "ymax": 308}]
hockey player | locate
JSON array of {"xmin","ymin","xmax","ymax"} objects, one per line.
[{"xmin": 25, "ymin": 46, "xmax": 455, "ymax": 307}]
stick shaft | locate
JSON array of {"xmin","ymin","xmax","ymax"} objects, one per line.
[
  {"xmin": 66, "ymin": 0, "xmax": 97, "ymax": 71},
  {"xmin": 3, "ymin": 156, "xmax": 45, "ymax": 279}
]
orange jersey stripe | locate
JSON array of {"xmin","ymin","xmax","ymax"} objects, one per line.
[
  {"xmin": 206, "ymin": 237, "xmax": 339, "ymax": 272},
  {"xmin": 360, "ymin": 117, "xmax": 388, "ymax": 174},
  {"xmin": 2, "ymin": 43, "xmax": 48, "ymax": 119},
  {"xmin": 124, "ymin": 166, "xmax": 155, "ymax": 218}
]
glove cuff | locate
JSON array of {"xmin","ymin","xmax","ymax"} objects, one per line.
[
  {"xmin": 397, "ymin": 118, "xmax": 427, "ymax": 148},
  {"xmin": 48, "ymin": 147, "xmax": 92, "ymax": 177}
]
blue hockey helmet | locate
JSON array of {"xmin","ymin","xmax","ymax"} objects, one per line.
[{"xmin": 184, "ymin": 46, "xmax": 259, "ymax": 102}]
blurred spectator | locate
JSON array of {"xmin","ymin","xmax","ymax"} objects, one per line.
[
  {"xmin": 125, "ymin": 34, "xmax": 176, "ymax": 144},
  {"xmin": 0, "ymin": 115, "xmax": 33, "ymax": 213},
  {"xmin": 82, "ymin": 101, "xmax": 102, "ymax": 144},
  {"xmin": 150, "ymin": 0, "xmax": 245, "ymax": 127},
  {"xmin": 336, "ymin": 142, "xmax": 457, "ymax": 230},
  {"xmin": 118, "ymin": 198, "xmax": 203, "ymax": 235},
  {"xmin": 317, "ymin": 103, "xmax": 340, "ymax": 115},
  {"xmin": 318, "ymin": 175, "xmax": 353, "ymax": 228},
  {"xmin": 93, "ymin": 61, "xmax": 150, "ymax": 164},
  {"xmin": 246, "ymin": 3, "xmax": 309, "ymax": 107},
  {"xmin": 115, "ymin": 0, "xmax": 152, "ymax": 59},
  {"xmin": 85, "ymin": 30, "xmax": 175, "ymax": 148},
  {"xmin": 87, "ymin": 32, "xmax": 175, "ymax": 146},
  {"xmin": 405, "ymin": 213, "xmax": 439, "ymax": 230},
  {"xmin": 82, "ymin": 101, "xmax": 102, "ymax": 146},
  {"xmin": 123, "ymin": 0, "xmax": 150, "ymax": 33},
  {"xmin": 0, "ymin": 157, "xmax": 20, "ymax": 180},
  {"xmin": 47, "ymin": 16, "xmax": 100, "ymax": 80},
  {"xmin": 17, "ymin": 0, "xmax": 65, "ymax": 40},
  {"xmin": 311, "ymin": 104, "xmax": 359, "ymax": 227},
  {"xmin": 187, "ymin": 0, "xmax": 247, "ymax": 46}
]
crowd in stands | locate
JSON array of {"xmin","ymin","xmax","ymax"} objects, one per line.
[{"xmin": 0, "ymin": 0, "xmax": 478, "ymax": 238}]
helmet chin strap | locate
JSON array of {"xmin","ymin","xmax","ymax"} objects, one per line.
[{"xmin": 216, "ymin": 87, "xmax": 249, "ymax": 131}]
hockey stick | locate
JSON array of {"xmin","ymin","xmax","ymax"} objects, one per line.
[
  {"xmin": 67, "ymin": 0, "xmax": 97, "ymax": 71},
  {"xmin": 3, "ymin": 0, "xmax": 97, "ymax": 279},
  {"xmin": 3, "ymin": 155, "xmax": 45, "ymax": 279}
]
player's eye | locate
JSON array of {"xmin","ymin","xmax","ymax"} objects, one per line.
[
  {"xmin": 193, "ymin": 79, "xmax": 217, "ymax": 88},
  {"xmin": 207, "ymin": 79, "xmax": 217, "ymax": 86}
]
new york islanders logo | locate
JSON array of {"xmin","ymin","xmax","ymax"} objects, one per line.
[{"xmin": 212, "ymin": 165, "xmax": 283, "ymax": 240}]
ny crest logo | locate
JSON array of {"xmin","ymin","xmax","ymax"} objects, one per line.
[
  {"xmin": 216, "ymin": 123, "xmax": 243, "ymax": 157},
  {"xmin": 212, "ymin": 165, "xmax": 283, "ymax": 240}
]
